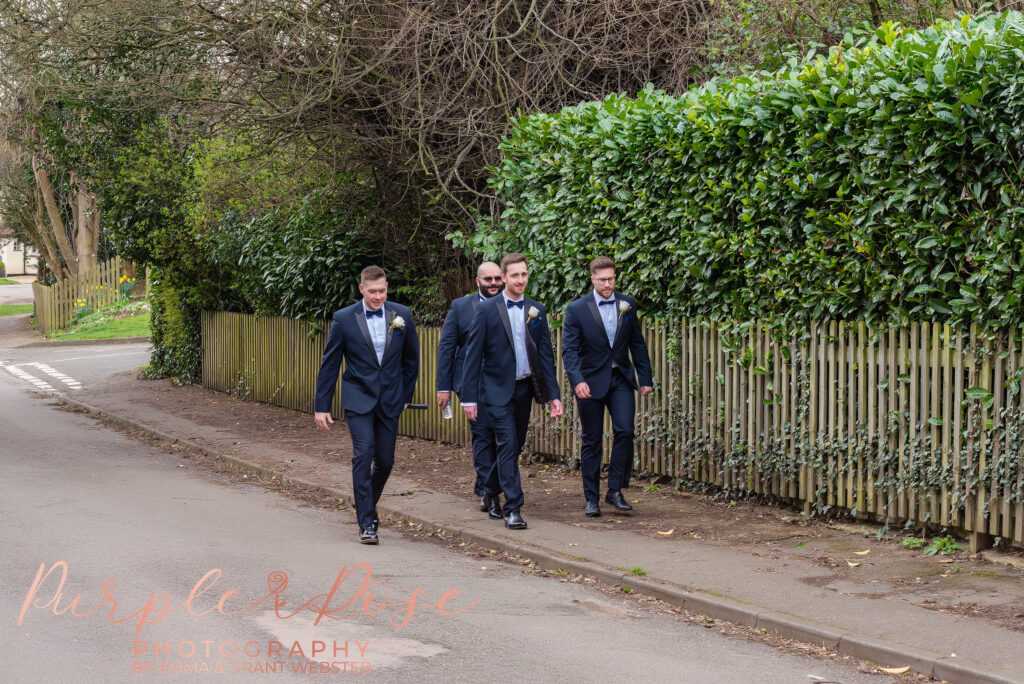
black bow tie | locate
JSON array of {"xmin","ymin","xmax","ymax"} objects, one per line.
[
  {"xmin": 365, "ymin": 309, "xmax": 384, "ymax": 318},
  {"xmin": 598, "ymin": 300, "xmax": 616, "ymax": 306},
  {"xmin": 506, "ymin": 299, "xmax": 524, "ymax": 309}
]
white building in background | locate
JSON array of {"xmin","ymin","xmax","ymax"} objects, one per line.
[{"xmin": 0, "ymin": 237, "xmax": 39, "ymax": 275}]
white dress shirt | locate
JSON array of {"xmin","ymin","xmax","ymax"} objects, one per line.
[{"xmin": 363, "ymin": 302, "xmax": 386, "ymax": 364}]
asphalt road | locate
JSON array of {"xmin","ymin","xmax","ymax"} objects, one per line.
[
  {"xmin": 0, "ymin": 339, "xmax": 898, "ymax": 683},
  {"xmin": 0, "ymin": 282, "xmax": 33, "ymax": 305},
  {"xmin": 1, "ymin": 343, "xmax": 151, "ymax": 393}
]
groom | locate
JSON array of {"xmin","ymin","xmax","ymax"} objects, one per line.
[
  {"xmin": 314, "ymin": 265, "xmax": 419, "ymax": 544},
  {"xmin": 461, "ymin": 252, "xmax": 562, "ymax": 530}
]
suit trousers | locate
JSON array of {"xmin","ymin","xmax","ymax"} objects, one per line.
[
  {"xmin": 460, "ymin": 397, "xmax": 495, "ymax": 496},
  {"xmin": 345, "ymin": 406, "xmax": 399, "ymax": 529},
  {"xmin": 482, "ymin": 378, "xmax": 534, "ymax": 513},
  {"xmin": 576, "ymin": 369, "xmax": 636, "ymax": 503}
]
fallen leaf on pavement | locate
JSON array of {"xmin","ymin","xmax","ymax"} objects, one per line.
[
  {"xmin": 853, "ymin": 550, "xmax": 870, "ymax": 555},
  {"xmin": 879, "ymin": 666, "xmax": 910, "ymax": 674},
  {"xmin": 657, "ymin": 528, "xmax": 675, "ymax": 535},
  {"xmin": 847, "ymin": 561, "xmax": 861, "ymax": 567}
]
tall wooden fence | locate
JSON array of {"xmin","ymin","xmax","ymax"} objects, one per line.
[
  {"xmin": 31, "ymin": 257, "xmax": 127, "ymax": 333},
  {"xmin": 201, "ymin": 310, "xmax": 1024, "ymax": 546}
]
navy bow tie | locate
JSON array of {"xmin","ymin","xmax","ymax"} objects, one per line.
[
  {"xmin": 365, "ymin": 309, "xmax": 384, "ymax": 318},
  {"xmin": 598, "ymin": 299, "xmax": 616, "ymax": 306},
  {"xmin": 506, "ymin": 299, "xmax": 524, "ymax": 309}
]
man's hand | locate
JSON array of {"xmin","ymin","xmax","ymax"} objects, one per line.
[
  {"xmin": 549, "ymin": 399, "xmax": 563, "ymax": 419},
  {"xmin": 640, "ymin": 385, "xmax": 653, "ymax": 397},
  {"xmin": 314, "ymin": 411, "xmax": 334, "ymax": 431},
  {"xmin": 574, "ymin": 382, "xmax": 591, "ymax": 399},
  {"xmin": 463, "ymin": 405, "xmax": 478, "ymax": 422},
  {"xmin": 436, "ymin": 391, "xmax": 451, "ymax": 407}
]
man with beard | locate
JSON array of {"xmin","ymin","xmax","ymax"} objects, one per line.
[
  {"xmin": 561, "ymin": 256, "xmax": 652, "ymax": 518},
  {"xmin": 436, "ymin": 262, "xmax": 504, "ymax": 514},
  {"xmin": 461, "ymin": 253, "xmax": 563, "ymax": 529}
]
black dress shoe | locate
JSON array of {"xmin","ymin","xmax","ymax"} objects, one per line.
[
  {"xmin": 487, "ymin": 495, "xmax": 503, "ymax": 520},
  {"xmin": 585, "ymin": 500, "xmax": 601, "ymax": 517},
  {"xmin": 604, "ymin": 490, "xmax": 633, "ymax": 512},
  {"xmin": 479, "ymin": 494, "xmax": 488, "ymax": 512},
  {"xmin": 359, "ymin": 527, "xmax": 379, "ymax": 545},
  {"xmin": 504, "ymin": 511, "xmax": 527, "ymax": 529}
]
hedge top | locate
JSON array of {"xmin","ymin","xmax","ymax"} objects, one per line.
[{"xmin": 467, "ymin": 12, "xmax": 1024, "ymax": 334}]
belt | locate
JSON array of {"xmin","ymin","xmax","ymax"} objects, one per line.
[{"xmin": 515, "ymin": 376, "xmax": 532, "ymax": 384}]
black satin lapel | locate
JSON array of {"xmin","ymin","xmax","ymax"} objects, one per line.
[
  {"xmin": 355, "ymin": 306, "xmax": 379, "ymax": 366},
  {"xmin": 383, "ymin": 304, "xmax": 394, "ymax": 359},
  {"xmin": 523, "ymin": 300, "xmax": 546, "ymax": 401},
  {"xmin": 587, "ymin": 297, "xmax": 611, "ymax": 347},
  {"xmin": 497, "ymin": 298, "xmax": 514, "ymax": 349}
]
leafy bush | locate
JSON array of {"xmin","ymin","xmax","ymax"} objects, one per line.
[
  {"xmin": 146, "ymin": 274, "xmax": 202, "ymax": 385},
  {"xmin": 202, "ymin": 194, "xmax": 377, "ymax": 320},
  {"xmin": 465, "ymin": 12, "xmax": 1024, "ymax": 332}
]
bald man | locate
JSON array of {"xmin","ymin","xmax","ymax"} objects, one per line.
[{"xmin": 436, "ymin": 262, "xmax": 505, "ymax": 514}]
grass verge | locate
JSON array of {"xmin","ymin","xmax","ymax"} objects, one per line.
[
  {"xmin": 0, "ymin": 303, "xmax": 32, "ymax": 316},
  {"xmin": 49, "ymin": 311, "xmax": 150, "ymax": 340},
  {"xmin": 0, "ymin": 278, "xmax": 19, "ymax": 285}
]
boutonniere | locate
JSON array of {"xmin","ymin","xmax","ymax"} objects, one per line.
[
  {"xmin": 389, "ymin": 313, "xmax": 405, "ymax": 331},
  {"xmin": 527, "ymin": 306, "xmax": 540, "ymax": 324},
  {"xmin": 617, "ymin": 301, "xmax": 631, "ymax": 319}
]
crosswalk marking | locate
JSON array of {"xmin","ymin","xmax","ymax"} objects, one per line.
[
  {"xmin": 1, "ymin": 361, "xmax": 83, "ymax": 392},
  {"xmin": 22, "ymin": 362, "xmax": 82, "ymax": 389},
  {"xmin": 1, "ymin": 364, "xmax": 56, "ymax": 392}
]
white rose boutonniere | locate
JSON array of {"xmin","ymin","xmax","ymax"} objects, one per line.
[
  {"xmin": 617, "ymin": 300, "xmax": 632, "ymax": 319},
  {"xmin": 389, "ymin": 313, "xmax": 406, "ymax": 331},
  {"xmin": 527, "ymin": 305, "xmax": 540, "ymax": 322}
]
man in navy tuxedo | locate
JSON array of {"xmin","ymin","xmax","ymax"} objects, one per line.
[
  {"xmin": 461, "ymin": 253, "xmax": 563, "ymax": 529},
  {"xmin": 561, "ymin": 256, "xmax": 653, "ymax": 518},
  {"xmin": 435, "ymin": 261, "xmax": 504, "ymax": 512},
  {"xmin": 314, "ymin": 265, "xmax": 419, "ymax": 544}
]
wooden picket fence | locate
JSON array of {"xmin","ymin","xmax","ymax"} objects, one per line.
[
  {"xmin": 200, "ymin": 310, "xmax": 1024, "ymax": 547},
  {"xmin": 31, "ymin": 257, "xmax": 129, "ymax": 334}
]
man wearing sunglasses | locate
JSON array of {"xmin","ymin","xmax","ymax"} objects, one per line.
[{"xmin": 436, "ymin": 262, "xmax": 504, "ymax": 514}]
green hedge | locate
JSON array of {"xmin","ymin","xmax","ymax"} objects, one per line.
[
  {"xmin": 465, "ymin": 13, "xmax": 1024, "ymax": 332},
  {"xmin": 202, "ymin": 198, "xmax": 376, "ymax": 320}
]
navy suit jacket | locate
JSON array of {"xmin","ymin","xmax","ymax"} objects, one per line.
[
  {"xmin": 314, "ymin": 301, "xmax": 419, "ymax": 418},
  {"xmin": 561, "ymin": 292, "xmax": 653, "ymax": 400},
  {"xmin": 435, "ymin": 293, "xmax": 482, "ymax": 395},
  {"xmin": 461, "ymin": 296, "xmax": 560, "ymax": 407}
]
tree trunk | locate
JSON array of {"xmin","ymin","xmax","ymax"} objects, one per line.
[
  {"xmin": 32, "ymin": 154, "xmax": 78, "ymax": 275},
  {"xmin": 32, "ymin": 187, "xmax": 66, "ymax": 280},
  {"xmin": 72, "ymin": 176, "xmax": 98, "ymax": 271}
]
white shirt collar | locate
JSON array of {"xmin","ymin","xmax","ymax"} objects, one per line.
[
  {"xmin": 593, "ymin": 290, "xmax": 615, "ymax": 305},
  {"xmin": 503, "ymin": 292, "xmax": 524, "ymax": 304},
  {"xmin": 362, "ymin": 301, "xmax": 385, "ymax": 315}
]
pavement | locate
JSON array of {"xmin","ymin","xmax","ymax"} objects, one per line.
[{"xmin": 2, "ymin": 307, "xmax": 1023, "ymax": 683}]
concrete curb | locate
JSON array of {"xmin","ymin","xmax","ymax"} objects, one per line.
[
  {"xmin": 59, "ymin": 395, "xmax": 1018, "ymax": 684},
  {"xmin": 21, "ymin": 336, "xmax": 149, "ymax": 347}
]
